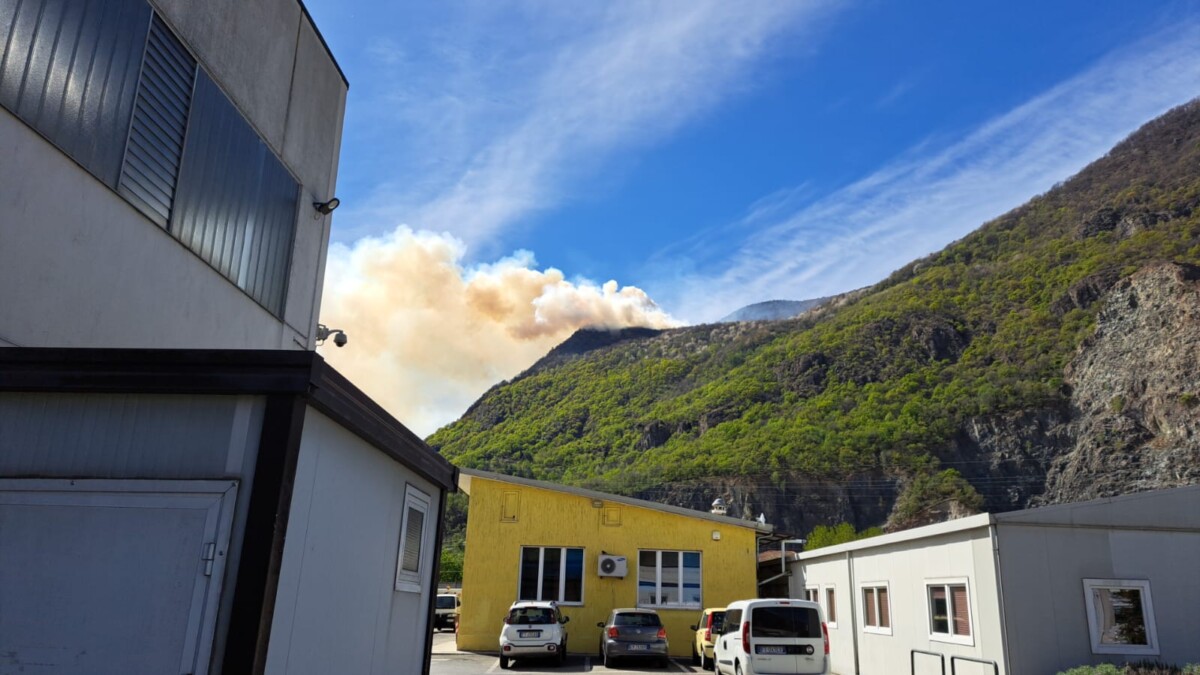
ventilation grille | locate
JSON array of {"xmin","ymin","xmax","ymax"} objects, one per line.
[{"xmin": 118, "ymin": 14, "xmax": 194, "ymax": 227}]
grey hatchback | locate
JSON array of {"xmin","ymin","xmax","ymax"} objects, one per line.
[{"xmin": 597, "ymin": 608, "xmax": 669, "ymax": 669}]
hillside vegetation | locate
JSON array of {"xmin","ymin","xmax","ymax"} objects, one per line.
[{"xmin": 429, "ymin": 100, "xmax": 1200, "ymax": 531}]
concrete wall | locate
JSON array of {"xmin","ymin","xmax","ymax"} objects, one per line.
[
  {"xmin": 0, "ymin": 2, "xmax": 346, "ymax": 350},
  {"xmin": 456, "ymin": 476, "xmax": 762, "ymax": 658},
  {"xmin": 265, "ymin": 408, "xmax": 443, "ymax": 675},
  {"xmin": 997, "ymin": 524, "xmax": 1200, "ymax": 674},
  {"xmin": 793, "ymin": 527, "xmax": 1007, "ymax": 675}
]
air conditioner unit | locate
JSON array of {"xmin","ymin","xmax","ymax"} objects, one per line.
[{"xmin": 597, "ymin": 554, "xmax": 627, "ymax": 578}]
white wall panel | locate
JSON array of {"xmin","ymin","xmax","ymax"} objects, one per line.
[{"xmin": 265, "ymin": 408, "xmax": 442, "ymax": 675}]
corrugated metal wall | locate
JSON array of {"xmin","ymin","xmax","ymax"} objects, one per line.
[
  {"xmin": 0, "ymin": 392, "xmax": 262, "ymax": 478},
  {"xmin": 0, "ymin": 0, "xmax": 151, "ymax": 186},
  {"xmin": 117, "ymin": 14, "xmax": 194, "ymax": 228},
  {"xmin": 171, "ymin": 70, "xmax": 298, "ymax": 316}
]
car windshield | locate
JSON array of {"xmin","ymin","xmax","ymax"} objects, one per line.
[
  {"xmin": 437, "ymin": 596, "xmax": 457, "ymax": 609},
  {"xmin": 508, "ymin": 607, "xmax": 555, "ymax": 625},
  {"xmin": 710, "ymin": 611, "xmax": 726, "ymax": 633},
  {"xmin": 614, "ymin": 613, "xmax": 661, "ymax": 627},
  {"xmin": 751, "ymin": 606, "xmax": 821, "ymax": 638}
]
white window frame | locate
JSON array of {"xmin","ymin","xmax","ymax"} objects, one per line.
[
  {"xmin": 517, "ymin": 546, "xmax": 585, "ymax": 605},
  {"xmin": 395, "ymin": 484, "xmax": 431, "ymax": 593},
  {"xmin": 1083, "ymin": 579, "xmax": 1159, "ymax": 655},
  {"xmin": 804, "ymin": 586, "xmax": 820, "ymax": 604},
  {"xmin": 860, "ymin": 582, "xmax": 892, "ymax": 635},
  {"xmin": 926, "ymin": 577, "xmax": 974, "ymax": 646},
  {"xmin": 637, "ymin": 549, "xmax": 703, "ymax": 609},
  {"xmin": 822, "ymin": 584, "xmax": 838, "ymax": 629}
]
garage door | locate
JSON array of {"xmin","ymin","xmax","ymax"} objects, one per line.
[{"xmin": 0, "ymin": 479, "xmax": 238, "ymax": 675}]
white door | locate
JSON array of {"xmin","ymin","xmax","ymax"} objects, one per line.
[{"xmin": 0, "ymin": 479, "xmax": 238, "ymax": 675}]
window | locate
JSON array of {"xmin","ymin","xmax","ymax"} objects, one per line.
[
  {"xmin": 927, "ymin": 580, "xmax": 972, "ymax": 644},
  {"xmin": 501, "ymin": 491, "xmax": 519, "ymax": 522},
  {"xmin": 395, "ymin": 485, "xmax": 431, "ymax": 593},
  {"xmin": 752, "ymin": 605, "xmax": 822, "ymax": 638},
  {"xmin": 638, "ymin": 550, "xmax": 701, "ymax": 608},
  {"xmin": 825, "ymin": 586, "xmax": 838, "ymax": 627},
  {"xmin": 1083, "ymin": 579, "xmax": 1159, "ymax": 655},
  {"xmin": 518, "ymin": 547, "xmax": 583, "ymax": 604},
  {"xmin": 722, "ymin": 609, "xmax": 742, "ymax": 635},
  {"xmin": 861, "ymin": 584, "xmax": 891, "ymax": 634},
  {"xmin": 804, "ymin": 587, "xmax": 819, "ymax": 603}
]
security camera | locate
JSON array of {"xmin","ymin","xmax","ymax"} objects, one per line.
[
  {"xmin": 315, "ymin": 323, "xmax": 348, "ymax": 348},
  {"xmin": 333, "ymin": 331, "xmax": 348, "ymax": 348}
]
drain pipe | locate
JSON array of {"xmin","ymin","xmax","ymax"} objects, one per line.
[
  {"xmin": 990, "ymin": 522, "xmax": 1011, "ymax": 675},
  {"xmin": 847, "ymin": 549, "xmax": 860, "ymax": 675}
]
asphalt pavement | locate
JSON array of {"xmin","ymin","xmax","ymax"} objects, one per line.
[{"xmin": 430, "ymin": 631, "xmax": 704, "ymax": 675}]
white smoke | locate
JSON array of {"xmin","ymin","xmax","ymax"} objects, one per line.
[{"xmin": 318, "ymin": 227, "xmax": 679, "ymax": 436}]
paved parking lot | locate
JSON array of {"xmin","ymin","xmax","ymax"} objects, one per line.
[{"xmin": 430, "ymin": 632, "xmax": 703, "ymax": 675}]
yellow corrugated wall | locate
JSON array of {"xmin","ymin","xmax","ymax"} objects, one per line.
[{"xmin": 456, "ymin": 476, "xmax": 761, "ymax": 657}]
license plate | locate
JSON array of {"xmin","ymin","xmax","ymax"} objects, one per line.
[
  {"xmin": 518, "ymin": 630, "xmax": 540, "ymax": 638},
  {"xmin": 627, "ymin": 644, "xmax": 649, "ymax": 651},
  {"xmin": 757, "ymin": 645, "xmax": 787, "ymax": 655}
]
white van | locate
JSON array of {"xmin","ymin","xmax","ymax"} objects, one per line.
[{"xmin": 714, "ymin": 599, "xmax": 829, "ymax": 675}]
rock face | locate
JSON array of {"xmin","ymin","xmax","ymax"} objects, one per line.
[{"xmin": 1042, "ymin": 262, "xmax": 1200, "ymax": 501}]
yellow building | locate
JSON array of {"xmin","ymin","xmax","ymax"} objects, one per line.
[{"xmin": 456, "ymin": 469, "xmax": 772, "ymax": 657}]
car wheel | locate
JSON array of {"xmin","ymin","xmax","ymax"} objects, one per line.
[
  {"xmin": 602, "ymin": 647, "xmax": 613, "ymax": 669},
  {"xmin": 499, "ymin": 654, "xmax": 510, "ymax": 670},
  {"xmin": 692, "ymin": 643, "xmax": 700, "ymax": 666},
  {"xmin": 558, "ymin": 641, "xmax": 567, "ymax": 665},
  {"xmin": 700, "ymin": 650, "xmax": 710, "ymax": 671},
  {"xmin": 735, "ymin": 660, "xmax": 742, "ymax": 675},
  {"xmin": 658, "ymin": 656, "xmax": 670, "ymax": 668}
]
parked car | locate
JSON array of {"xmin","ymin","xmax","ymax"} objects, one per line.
[
  {"xmin": 498, "ymin": 600, "xmax": 569, "ymax": 669},
  {"xmin": 714, "ymin": 599, "xmax": 829, "ymax": 675},
  {"xmin": 434, "ymin": 593, "xmax": 461, "ymax": 631},
  {"xmin": 690, "ymin": 607, "xmax": 726, "ymax": 670},
  {"xmin": 597, "ymin": 608, "xmax": 669, "ymax": 669}
]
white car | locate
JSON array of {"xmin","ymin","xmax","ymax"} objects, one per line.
[
  {"xmin": 714, "ymin": 599, "xmax": 829, "ymax": 675},
  {"xmin": 498, "ymin": 600, "xmax": 570, "ymax": 669}
]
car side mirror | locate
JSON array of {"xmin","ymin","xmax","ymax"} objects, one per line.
[
  {"xmin": 597, "ymin": 622, "xmax": 605, "ymax": 628},
  {"xmin": 689, "ymin": 625, "xmax": 697, "ymax": 631},
  {"xmin": 560, "ymin": 616, "xmax": 570, "ymax": 624}
]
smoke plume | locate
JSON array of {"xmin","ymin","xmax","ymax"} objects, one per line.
[{"xmin": 318, "ymin": 227, "xmax": 678, "ymax": 436}]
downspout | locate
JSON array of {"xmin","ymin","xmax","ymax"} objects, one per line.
[
  {"xmin": 990, "ymin": 523, "xmax": 1011, "ymax": 675},
  {"xmin": 847, "ymin": 549, "xmax": 860, "ymax": 675}
]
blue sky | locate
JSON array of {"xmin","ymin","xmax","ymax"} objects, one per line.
[{"xmin": 307, "ymin": 0, "xmax": 1200, "ymax": 433}]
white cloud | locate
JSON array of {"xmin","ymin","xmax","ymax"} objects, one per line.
[
  {"xmin": 318, "ymin": 228, "xmax": 678, "ymax": 436},
  {"xmin": 657, "ymin": 23, "xmax": 1200, "ymax": 323},
  {"xmin": 335, "ymin": 0, "xmax": 839, "ymax": 244}
]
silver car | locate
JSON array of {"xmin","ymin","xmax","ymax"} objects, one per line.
[{"xmin": 597, "ymin": 608, "xmax": 669, "ymax": 669}]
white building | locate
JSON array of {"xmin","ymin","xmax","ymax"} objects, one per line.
[
  {"xmin": 0, "ymin": 2, "xmax": 455, "ymax": 674},
  {"xmin": 790, "ymin": 486, "xmax": 1200, "ymax": 675}
]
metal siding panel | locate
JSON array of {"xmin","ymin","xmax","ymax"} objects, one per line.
[
  {"xmin": 0, "ymin": 0, "xmax": 149, "ymax": 186},
  {"xmin": 171, "ymin": 70, "xmax": 298, "ymax": 316}
]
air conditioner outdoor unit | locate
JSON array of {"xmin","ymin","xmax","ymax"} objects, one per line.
[{"xmin": 597, "ymin": 554, "xmax": 627, "ymax": 578}]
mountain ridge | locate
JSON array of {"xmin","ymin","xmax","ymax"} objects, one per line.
[{"xmin": 430, "ymin": 99, "xmax": 1200, "ymax": 535}]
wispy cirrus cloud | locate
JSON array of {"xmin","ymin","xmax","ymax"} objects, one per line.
[
  {"xmin": 655, "ymin": 22, "xmax": 1200, "ymax": 323},
  {"xmin": 333, "ymin": 0, "xmax": 841, "ymax": 245}
]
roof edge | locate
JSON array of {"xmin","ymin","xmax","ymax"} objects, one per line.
[
  {"xmin": 296, "ymin": 0, "xmax": 349, "ymax": 88},
  {"xmin": 796, "ymin": 513, "xmax": 995, "ymax": 560},
  {"xmin": 459, "ymin": 468, "xmax": 773, "ymax": 533}
]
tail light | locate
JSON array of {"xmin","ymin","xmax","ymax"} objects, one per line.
[
  {"xmin": 741, "ymin": 621, "xmax": 750, "ymax": 654},
  {"xmin": 657, "ymin": 627, "xmax": 667, "ymax": 639},
  {"xmin": 607, "ymin": 626, "xmax": 620, "ymax": 638},
  {"xmin": 821, "ymin": 622, "xmax": 829, "ymax": 655},
  {"xmin": 503, "ymin": 616, "xmax": 510, "ymax": 625},
  {"xmin": 704, "ymin": 627, "xmax": 711, "ymax": 642}
]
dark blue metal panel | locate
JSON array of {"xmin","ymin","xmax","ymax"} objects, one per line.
[
  {"xmin": 0, "ymin": 0, "xmax": 151, "ymax": 186},
  {"xmin": 118, "ymin": 14, "xmax": 194, "ymax": 227},
  {"xmin": 171, "ymin": 71, "xmax": 298, "ymax": 316}
]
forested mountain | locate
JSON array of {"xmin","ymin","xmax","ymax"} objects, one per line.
[{"xmin": 429, "ymin": 100, "xmax": 1200, "ymax": 536}]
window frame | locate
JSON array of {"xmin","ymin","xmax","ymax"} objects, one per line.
[
  {"xmin": 517, "ymin": 546, "xmax": 585, "ymax": 606},
  {"xmin": 860, "ymin": 582, "xmax": 892, "ymax": 635},
  {"xmin": 925, "ymin": 578, "xmax": 974, "ymax": 645},
  {"xmin": 394, "ymin": 484, "xmax": 431, "ymax": 593},
  {"xmin": 804, "ymin": 586, "xmax": 820, "ymax": 604},
  {"xmin": 823, "ymin": 584, "xmax": 838, "ymax": 628},
  {"xmin": 637, "ymin": 549, "xmax": 703, "ymax": 610},
  {"xmin": 1082, "ymin": 578, "xmax": 1159, "ymax": 655}
]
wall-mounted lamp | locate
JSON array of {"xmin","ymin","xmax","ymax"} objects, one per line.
[
  {"xmin": 316, "ymin": 323, "xmax": 348, "ymax": 348},
  {"xmin": 313, "ymin": 197, "xmax": 341, "ymax": 215}
]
